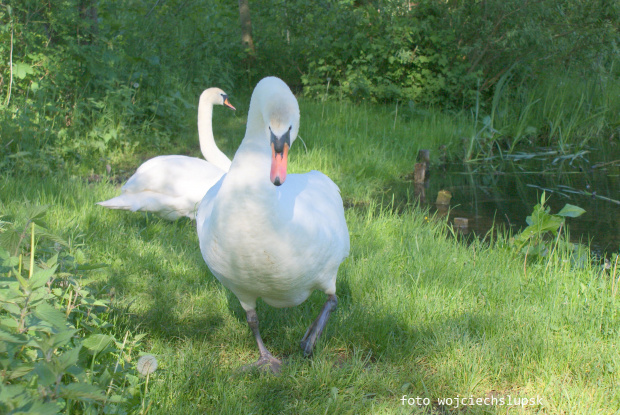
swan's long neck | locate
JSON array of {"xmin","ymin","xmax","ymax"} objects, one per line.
[
  {"xmin": 221, "ymin": 111, "xmax": 277, "ymax": 204},
  {"xmin": 227, "ymin": 137, "xmax": 273, "ymax": 193},
  {"xmin": 197, "ymin": 102, "xmax": 232, "ymax": 171}
]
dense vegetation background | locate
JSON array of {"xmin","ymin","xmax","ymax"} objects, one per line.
[
  {"xmin": 1, "ymin": 1, "xmax": 620, "ymax": 413},
  {"xmin": 1, "ymin": 0, "xmax": 618, "ymax": 170}
]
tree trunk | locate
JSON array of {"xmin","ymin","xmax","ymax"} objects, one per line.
[
  {"xmin": 79, "ymin": 0, "xmax": 99, "ymax": 44},
  {"xmin": 238, "ymin": 0, "xmax": 256, "ymax": 55}
]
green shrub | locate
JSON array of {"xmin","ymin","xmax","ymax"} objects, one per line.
[
  {"xmin": 0, "ymin": 206, "xmax": 149, "ymax": 414},
  {"xmin": 0, "ymin": 0, "xmax": 239, "ymax": 171},
  {"xmin": 510, "ymin": 192, "xmax": 586, "ymax": 261}
]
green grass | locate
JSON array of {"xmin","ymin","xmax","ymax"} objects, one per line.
[
  {"xmin": 465, "ymin": 72, "xmax": 620, "ymax": 160},
  {"xmin": 1, "ymin": 96, "xmax": 619, "ymax": 414}
]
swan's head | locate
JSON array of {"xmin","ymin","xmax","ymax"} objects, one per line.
[
  {"xmin": 200, "ymin": 87, "xmax": 236, "ymax": 110},
  {"xmin": 249, "ymin": 77, "xmax": 300, "ymax": 186}
]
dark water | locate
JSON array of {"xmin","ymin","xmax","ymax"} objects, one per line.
[{"xmin": 387, "ymin": 146, "xmax": 619, "ymax": 256}]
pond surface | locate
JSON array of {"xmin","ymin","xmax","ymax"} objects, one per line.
[{"xmin": 389, "ymin": 145, "xmax": 619, "ymax": 256}]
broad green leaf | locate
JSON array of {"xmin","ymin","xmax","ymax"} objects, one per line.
[
  {"xmin": 106, "ymin": 394, "xmax": 125, "ymax": 403},
  {"xmin": 24, "ymin": 400, "xmax": 64, "ymax": 415},
  {"xmin": 14, "ymin": 62, "xmax": 34, "ymax": 79},
  {"xmin": 557, "ymin": 204, "xmax": 586, "ymax": 218},
  {"xmin": 82, "ymin": 333, "xmax": 115, "ymax": 354},
  {"xmin": 14, "ymin": 272, "xmax": 30, "ymax": 290},
  {"xmin": 34, "ymin": 303, "xmax": 67, "ymax": 330},
  {"xmin": 1, "ymin": 302, "xmax": 21, "ymax": 315},
  {"xmin": 98, "ymin": 368, "xmax": 112, "ymax": 386},
  {"xmin": 1, "ymin": 316, "xmax": 19, "ymax": 328},
  {"xmin": 45, "ymin": 253, "xmax": 58, "ymax": 268},
  {"xmin": 59, "ymin": 383, "xmax": 106, "ymax": 401},
  {"xmin": 0, "ymin": 328, "xmax": 25, "ymax": 343},
  {"xmin": 30, "ymin": 266, "xmax": 57, "ymax": 290},
  {"xmin": 34, "ymin": 228, "xmax": 68, "ymax": 248},
  {"xmin": 33, "ymin": 361, "xmax": 57, "ymax": 387},
  {"xmin": 57, "ymin": 345, "xmax": 82, "ymax": 371},
  {"xmin": 7, "ymin": 363, "xmax": 33, "ymax": 379},
  {"xmin": 51, "ymin": 327, "xmax": 77, "ymax": 349},
  {"xmin": 536, "ymin": 214, "xmax": 563, "ymax": 234},
  {"xmin": 24, "ymin": 205, "xmax": 49, "ymax": 221}
]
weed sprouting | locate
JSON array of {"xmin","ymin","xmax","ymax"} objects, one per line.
[
  {"xmin": 510, "ymin": 191, "xmax": 586, "ymax": 261},
  {"xmin": 0, "ymin": 208, "xmax": 148, "ymax": 414}
]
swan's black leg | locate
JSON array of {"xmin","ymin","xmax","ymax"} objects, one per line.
[
  {"xmin": 300, "ymin": 294, "xmax": 338, "ymax": 357},
  {"xmin": 242, "ymin": 309, "xmax": 282, "ymax": 374}
]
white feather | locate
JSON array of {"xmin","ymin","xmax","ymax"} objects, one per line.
[{"xmin": 97, "ymin": 87, "xmax": 234, "ymax": 220}]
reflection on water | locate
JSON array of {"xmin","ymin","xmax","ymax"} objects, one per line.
[{"xmin": 389, "ymin": 147, "xmax": 620, "ymax": 256}]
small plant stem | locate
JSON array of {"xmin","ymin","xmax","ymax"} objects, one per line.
[
  {"xmin": 393, "ymin": 100, "xmax": 398, "ymax": 131},
  {"xmin": 14, "ymin": 220, "xmax": 33, "ymax": 257},
  {"xmin": 106, "ymin": 331, "xmax": 129, "ymax": 399},
  {"xmin": 323, "ymin": 78, "xmax": 331, "ymax": 102},
  {"xmin": 29, "ymin": 222, "xmax": 35, "ymax": 279},
  {"xmin": 142, "ymin": 373, "xmax": 151, "ymax": 414},
  {"xmin": 545, "ymin": 222, "xmax": 564, "ymax": 275},
  {"xmin": 612, "ymin": 255, "xmax": 619, "ymax": 297},
  {"xmin": 5, "ymin": 23, "xmax": 13, "ymax": 106},
  {"xmin": 523, "ymin": 247, "xmax": 528, "ymax": 278},
  {"xmin": 66, "ymin": 289, "xmax": 73, "ymax": 318}
]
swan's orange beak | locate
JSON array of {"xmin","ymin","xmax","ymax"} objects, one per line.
[
  {"xmin": 223, "ymin": 97, "xmax": 236, "ymax": 111},
  {"xmin": 270, "ymin": 142, "xmax": 289, "ymax": 186},
  {"xmin": 270, "ymin": 128, "xmax": 291, "ymax": 186}
]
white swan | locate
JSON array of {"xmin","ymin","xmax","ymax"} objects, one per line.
[
  {"xmin": 197, "ymin": 77, "xmax": 350, "ymax": 373},
  {"xmin": 97, "ymin": 88, "xmax": 235, "ymax": 220}
]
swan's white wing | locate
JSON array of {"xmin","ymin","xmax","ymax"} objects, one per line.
[
  {"xmin": 196, "ymin": 174, "xmax": 225, "ymax": 231},
  {"xmin": 278, "ymin": 170, "xmax": 350, "ymax": 262},
  {"xmin": 99, "ymin": 155, "xmax": 225, "ymax": 219},
  {"xmin": 123, "ymin": 156, "xmax": 224, "ymax": 197}
]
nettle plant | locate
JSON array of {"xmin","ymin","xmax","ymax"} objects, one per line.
[
  {"xmin": 511, "ymin": 192, "xmax": 586, "ymax": 260},
  {"xmin": 0, "ymin": 207, "xmax": 149, "ymax": 414}
]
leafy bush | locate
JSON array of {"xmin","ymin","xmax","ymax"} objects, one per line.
[
  {"xmin": 510, "ymin": 192, "xmax": 586, "ymax": 260},
  {"xmin": 0, "ymin": 0, "xmax": 239, "ymax": 171},
  {"xmin": 286, "ymin": 0, "xmax": 618, "ymax": 106},
  {"xmin": 295, "ymin": 1, "xmax": 478, "ymax": 106},
  {"xmin": 1, "ymin": 0, "xmax": 617, "ymax": 171},
  {"xmin": 0, "ymin": 207, "xmax": 149, "ymax": 414}
]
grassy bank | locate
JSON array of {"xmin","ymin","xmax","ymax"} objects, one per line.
[
  {"xmin": 2, "ymin": 93, "xmax": 619, "ymax": 413},
  {"xmin": 1, "ymin": 175, "xmax": 618, "ymax": 414}
]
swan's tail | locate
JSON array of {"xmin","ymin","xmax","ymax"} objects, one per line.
[
  {"xmin": 96, "ymin": 195, "xmax": 136, "ymax": 211},
  {"xmin": 96, "ymin": 194, "xmax": 191, "ymax": 221}
]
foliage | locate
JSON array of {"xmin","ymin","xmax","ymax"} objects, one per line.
[
  {"xmin": 0, "ymin": 0, "xmax": 239, "ymax": 172},
  {"xmin": 275, "ymin": 0, "xmax": 620, "ymax": 106},
  {"xmin": 511, "ymin": 192, "xmax": 586, "ymax": 260},
  {"xmin": 1, "ymin": 0, "xmax": 618, "ymax": 171},
  {"xmin": 464, "ymin": 68, "xmax": 620, "ymax": 159},
  {"xmin": 0, "ymin": 206, "xmax": 148, "ymax": 414}
]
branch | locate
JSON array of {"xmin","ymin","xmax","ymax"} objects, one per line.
[
  {"xmin": 145, "ymin": 0, "xmax": 165, "ymax": 18},
  {"xmin": 4, "ymin": 23, "xmax": 13, "ymax": 107}
]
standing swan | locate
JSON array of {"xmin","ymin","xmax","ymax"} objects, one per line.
[
  {"xmin": 97, "ymin": 88, "xmax": 235, "ymax": 220},
  {"xmin": 197, "ymin": 77, "xmax": 350, "ymax": 373}
]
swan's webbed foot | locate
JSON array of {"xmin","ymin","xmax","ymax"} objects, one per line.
[
  {"xmin": 241, "ymin": 352, "xmax": 282, "ymax": 374},
  {"xmin": 300, "ymin": 294, "xmax": 338, "ymax": 357},
  {"xmin": 244, "ymin": 309, "xmax": 282, "ymax": 375}
]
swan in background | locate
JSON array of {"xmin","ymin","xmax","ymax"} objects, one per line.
[
  {"xmin": 197, "ymin": 77, "xmax": 350, "ymax": 373},
  {"xmin": 97, "ymin": 88, "xmax": 235, "ymax": 220}
]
